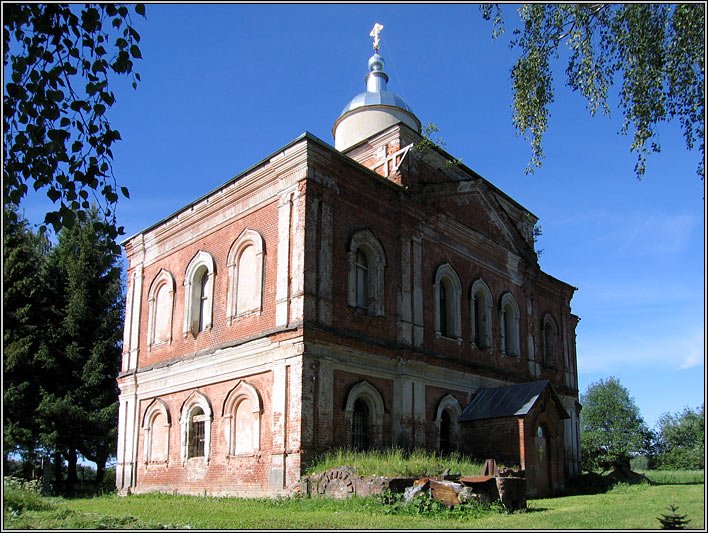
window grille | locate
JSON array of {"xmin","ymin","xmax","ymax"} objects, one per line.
[
  {"xmin": 188, "ymin": 408, "xmax": 206, "ymax": 458},
  {"xmin": 352, "ymin": 399, "xmax": 369, "ymax": 451}
]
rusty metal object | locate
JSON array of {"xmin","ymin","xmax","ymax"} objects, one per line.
[{"xmin": 429, "ymin": 479, "xmax": 464, "ymax": 507}]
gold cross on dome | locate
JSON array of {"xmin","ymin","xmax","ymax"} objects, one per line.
[{"xmin": 370, "ymin": 23, "xmax": 384, "ymax": 51}]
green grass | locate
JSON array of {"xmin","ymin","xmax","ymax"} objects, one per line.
[
  {"xmin": 4, "ymin": 480, "xmax": 704, "ymax": 529},
  {"xmin": 303, "ymin": 447, "xmax": 493, "ymax": 477},
  {"xmin": 639, "ymin": 469, "xmax": 704, "ymax": 485}
]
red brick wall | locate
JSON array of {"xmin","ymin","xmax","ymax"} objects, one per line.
[
  {"xmin": 135, "ymin": 371, "xmax": 275, "ymax": 494},
  {"xmin": 304, "ymin": 149, "xmax": 575, "ymax": 389},
  {"xmin": 132, "ymin": 200, "xmax": 283, "ymax": 370},
  {"xmin": 460, "ymin": 417, "xmax": 522, "ymax": 467}
]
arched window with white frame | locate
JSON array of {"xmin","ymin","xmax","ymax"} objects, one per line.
[
  {"xmin": 147, "ymin": 269, "xmax": 175, "ymax": 349},
  {"xmin": 226, "ymin": 229, "xmax": 265, "ymax": 323},
  {"xmin": 180, "ymin": 391, "xmax": 212, "ymax": 462},
  {"xmin": 470, "ymin": 279, "xmax": 493, "ymax": 350},
  {"xmin": 542, "ymin": 313, "xmax": 558, "ymax": 368},
  {"xmin": 434, "ymin": 263, "xmax": 462, "ymax": 339},
  {"xmin": 500, "ymin": 292, "xmax": 521, "ymax": 356},
  {"xmin": 222, "ymin": 380, "xmax": 262, "ymax": 456},
  {"xmin": 347, "ymin": 230, "xmax": 386, "ymax": 316},
  {"xmin": 141, "ymin": 399, "xmax": 171, "ymax": 464},
  {"xmin": 344, "ymin": 380, "xmax": 385, "ymax": 450},
  {"xmin": 183, "ymin": 251, "xmax": 216, "ymax": 336}
]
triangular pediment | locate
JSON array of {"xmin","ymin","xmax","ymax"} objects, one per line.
[{"xmin": 415, "ymin": 178, "xmax": 538, "ymax": 262}]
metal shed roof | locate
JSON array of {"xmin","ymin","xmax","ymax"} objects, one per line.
[{"xmin": 458, "ymin": 380, "xmax": 569, "ymax": 422}]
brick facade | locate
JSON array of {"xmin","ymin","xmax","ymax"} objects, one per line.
[{"xmin": 116, "ymin": 121, "xmax": 581, "ymax": 497}]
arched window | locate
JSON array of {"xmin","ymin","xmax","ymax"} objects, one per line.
[
  {"xmin": 352, "ymin": 399, "xmax": 369, "ymax": 451},
  {"xmin": 435, "ymin": 394, "xmax": 462, "ymax": 453},
  {"xmin": 500, "ymin": 292, "xmax": 521, "ymax": 356},
  {"xmin": 180, "ymin": 392, "xmax": 212, "ymax": 462},
  {"xmin": 355, "ymin": 249, "xmax": 368, "ymax": 310},
  {"xmin": 348, "ymin": 230, "xmax": 386, "ymax": 316},
  {"xmin": 197, "ymin": 273, "xmax": 209, "ymax": 332},
  {"xmin": 188, "ymin": 406, "xmax": 206, "ymax": 458},
  {"xmin": 344, "ymin": 380, "xmax": 385, "ymax": 450},
  {"xmin": 439, "ymin": 282, "xmax": 449, "ymax": 336},
  {"xmin": 226, "ymin": 229, "xmax": 265, "ymax": 323},
  {"xmin": 470, "ymin": 279, "xmax": 493, "ymax": 350},
  {"xmin": 434, "ymin": 263, "xmax": 462, "ymax": 339},
  {"xmin": 141, "ymin": 399, "xmax": 171, "ymax": 464},
  {"xmin": 222, "ymin": 380, "xmax": 262, "ymax": 456},
  {"xmin": 183, "ymin": 251, "xmax": 216, "ymax": 336},
  {"xmin": 147, "ymin": 270, "xmax": 175, "ymax": 349},
  {"xmin": 542, "ymin": 314, "xmax": 558, "ymax": 367}
]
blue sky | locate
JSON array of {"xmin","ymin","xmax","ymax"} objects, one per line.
[{"xmin": 18, "ymin": 4, "xmax": 705, "ymax": 429}]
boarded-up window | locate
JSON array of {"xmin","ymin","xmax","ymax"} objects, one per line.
[
  {"xmin": 473, "ymin": 290, "xmax": 489, "ymax": 348},
  {"xmin": 149, "ymin": 412, "xmax": 168, "ymax": 462},
  {"xmin": 233, "ymin": 398, "xmax": 253, "ymax": 454},
  {"xmin": 147, "ymin": 270, "xmax": 175, "ymax": 348},
  {"xmin": 154, "ymin": 284, "xmax": 172, "ymax": 344},
  {"xmin": 236, "ymin": 245, "xmax": 259, "ymax": 314}
]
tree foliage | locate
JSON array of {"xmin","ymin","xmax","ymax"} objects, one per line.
[
  {"xmin": 580, "ymin": 376, "xmax": 650, "ymax": 472},
  {"xmin": 480, "ymin": 3, "xmax": 705, "ymax": 180},
  {"xmin": 3, "ymin": 3, "xmax": 146, "ymax": 244},
  {"xmin": 2, "ymin": 208, "xmax": 124, "ymax": 494},
  {"xmin": 654, "ymin": 404, "xmax": 704, "ymax": 470},
  {"xmin": 3, "ymin": 207, "xmax": 49, "ymax": 460}
]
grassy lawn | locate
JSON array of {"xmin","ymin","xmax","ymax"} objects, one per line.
[{"xmin": 4, "ymin": 480, "xmax": 704, "ymax": 529}]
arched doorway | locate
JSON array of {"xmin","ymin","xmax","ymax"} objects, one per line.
[{"xmin": 440, "ymin": 410, "xmax": 452, "ymax": 453}]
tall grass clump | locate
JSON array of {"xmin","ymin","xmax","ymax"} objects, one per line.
[
  {"xmin": 304, "ymin": 448, "xmax": 488, "ymax": 478},
  {"xmin": 3, "ymin": 476, "xmax": 54, "ymax": 515},
  {"xmin": 641, "ymin": 470, "xmax": 704, "ymax": 485}
]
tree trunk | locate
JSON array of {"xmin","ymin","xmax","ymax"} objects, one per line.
[
  {"xmin": 94, "ymin": 452, "xmax": 107, "ymax": 486},
  {"xmin": 52, "ymin": 451, "xmax": 63, "ymax": 495},
  {"xmin": 65, "ymin": 448, "xmax": 78, "ymax": 496}
]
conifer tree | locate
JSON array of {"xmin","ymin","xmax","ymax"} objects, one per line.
[
  {"xmin": 34, "ymin": 207, "xmax": 124, "ymax": 493},
  {"xmin": 657, "ymin": 502, "xmax": 691, "ymax": 529},
  {"xmin": 3, "ymin": 207, "xmax": 48, "ymax": 468}
]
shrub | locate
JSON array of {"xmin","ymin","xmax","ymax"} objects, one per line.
[
  {"xmin": 376, "ymin": 489, "xmax": 508, "ymax": 518},
  {"xmin": 3, "ymin": 476, "xmax": 54, "ymax": 515}
]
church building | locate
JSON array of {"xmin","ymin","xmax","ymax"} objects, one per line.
[{"xmin": 116, "ymin": 25, "xmax": 581, "ymax": 498}]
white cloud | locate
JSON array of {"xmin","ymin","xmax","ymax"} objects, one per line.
[
  {"xmin": 678, "ymin": 330, "xmax": 706, "ymax": 369},
  {"xmin": 550, "ymin": 210, "xmax": 701, "ymax": 256},
  {"xmin": 617, "ymin": 213, "xmax": 700, "ymax": 254}
]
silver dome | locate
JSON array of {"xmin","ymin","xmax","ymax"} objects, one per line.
[{"xmin": 340, "ymin": 89, "xmax": 415, "ymax": 116}]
